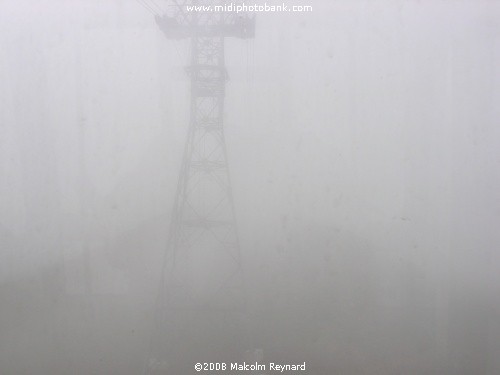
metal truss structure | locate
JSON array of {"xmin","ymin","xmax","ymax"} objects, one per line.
[
  {"xmin": 156, "ymin": 0, "xmax": 255, "ymax": 39},
  {"xmin": 145, "ymin": 2, "xmax": 255, "ymax": 374}
]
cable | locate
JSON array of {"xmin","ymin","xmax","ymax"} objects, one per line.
[
  {"xmin": 148, "ymin": 0, "xmax": 164, "ymax": 14},
  {"xmin": 136, "ymin": 0, "xmax": 155, "ymax": 15},
  {"xmin": 136, "ymin": 0, "xmax": 159, "ymax": 16}
]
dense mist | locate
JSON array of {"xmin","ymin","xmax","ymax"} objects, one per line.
[{"xmin": 1, "ymin": 1, "xmax": 499, "ymax": 374}]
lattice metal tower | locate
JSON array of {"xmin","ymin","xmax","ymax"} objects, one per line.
[{"xmin": 145, "ymin": 2, "xmax": 255, "ymax": 374}]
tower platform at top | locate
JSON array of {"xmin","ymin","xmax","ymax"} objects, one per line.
[{"xmin": 155, "ymin": 9, "xmax": 255, "ymax": 39}]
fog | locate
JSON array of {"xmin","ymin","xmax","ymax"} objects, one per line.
[{"xmin": 1, "ymin": 0, "xmax": 499, "ymax": 374}]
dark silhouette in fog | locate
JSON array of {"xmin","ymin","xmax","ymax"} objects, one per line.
[{"xmin": 0, "ymin": 1, "xmax": 499, "ymax": 374}]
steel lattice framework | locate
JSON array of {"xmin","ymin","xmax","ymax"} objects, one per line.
[{"xmin": 145, "ymin": 2, "xmax": 255, "ymax": 374}]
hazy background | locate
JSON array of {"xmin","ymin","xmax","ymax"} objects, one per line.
[{"xmin": 1, "ymin": 0, "xmax": 499, "ymax": 374}]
